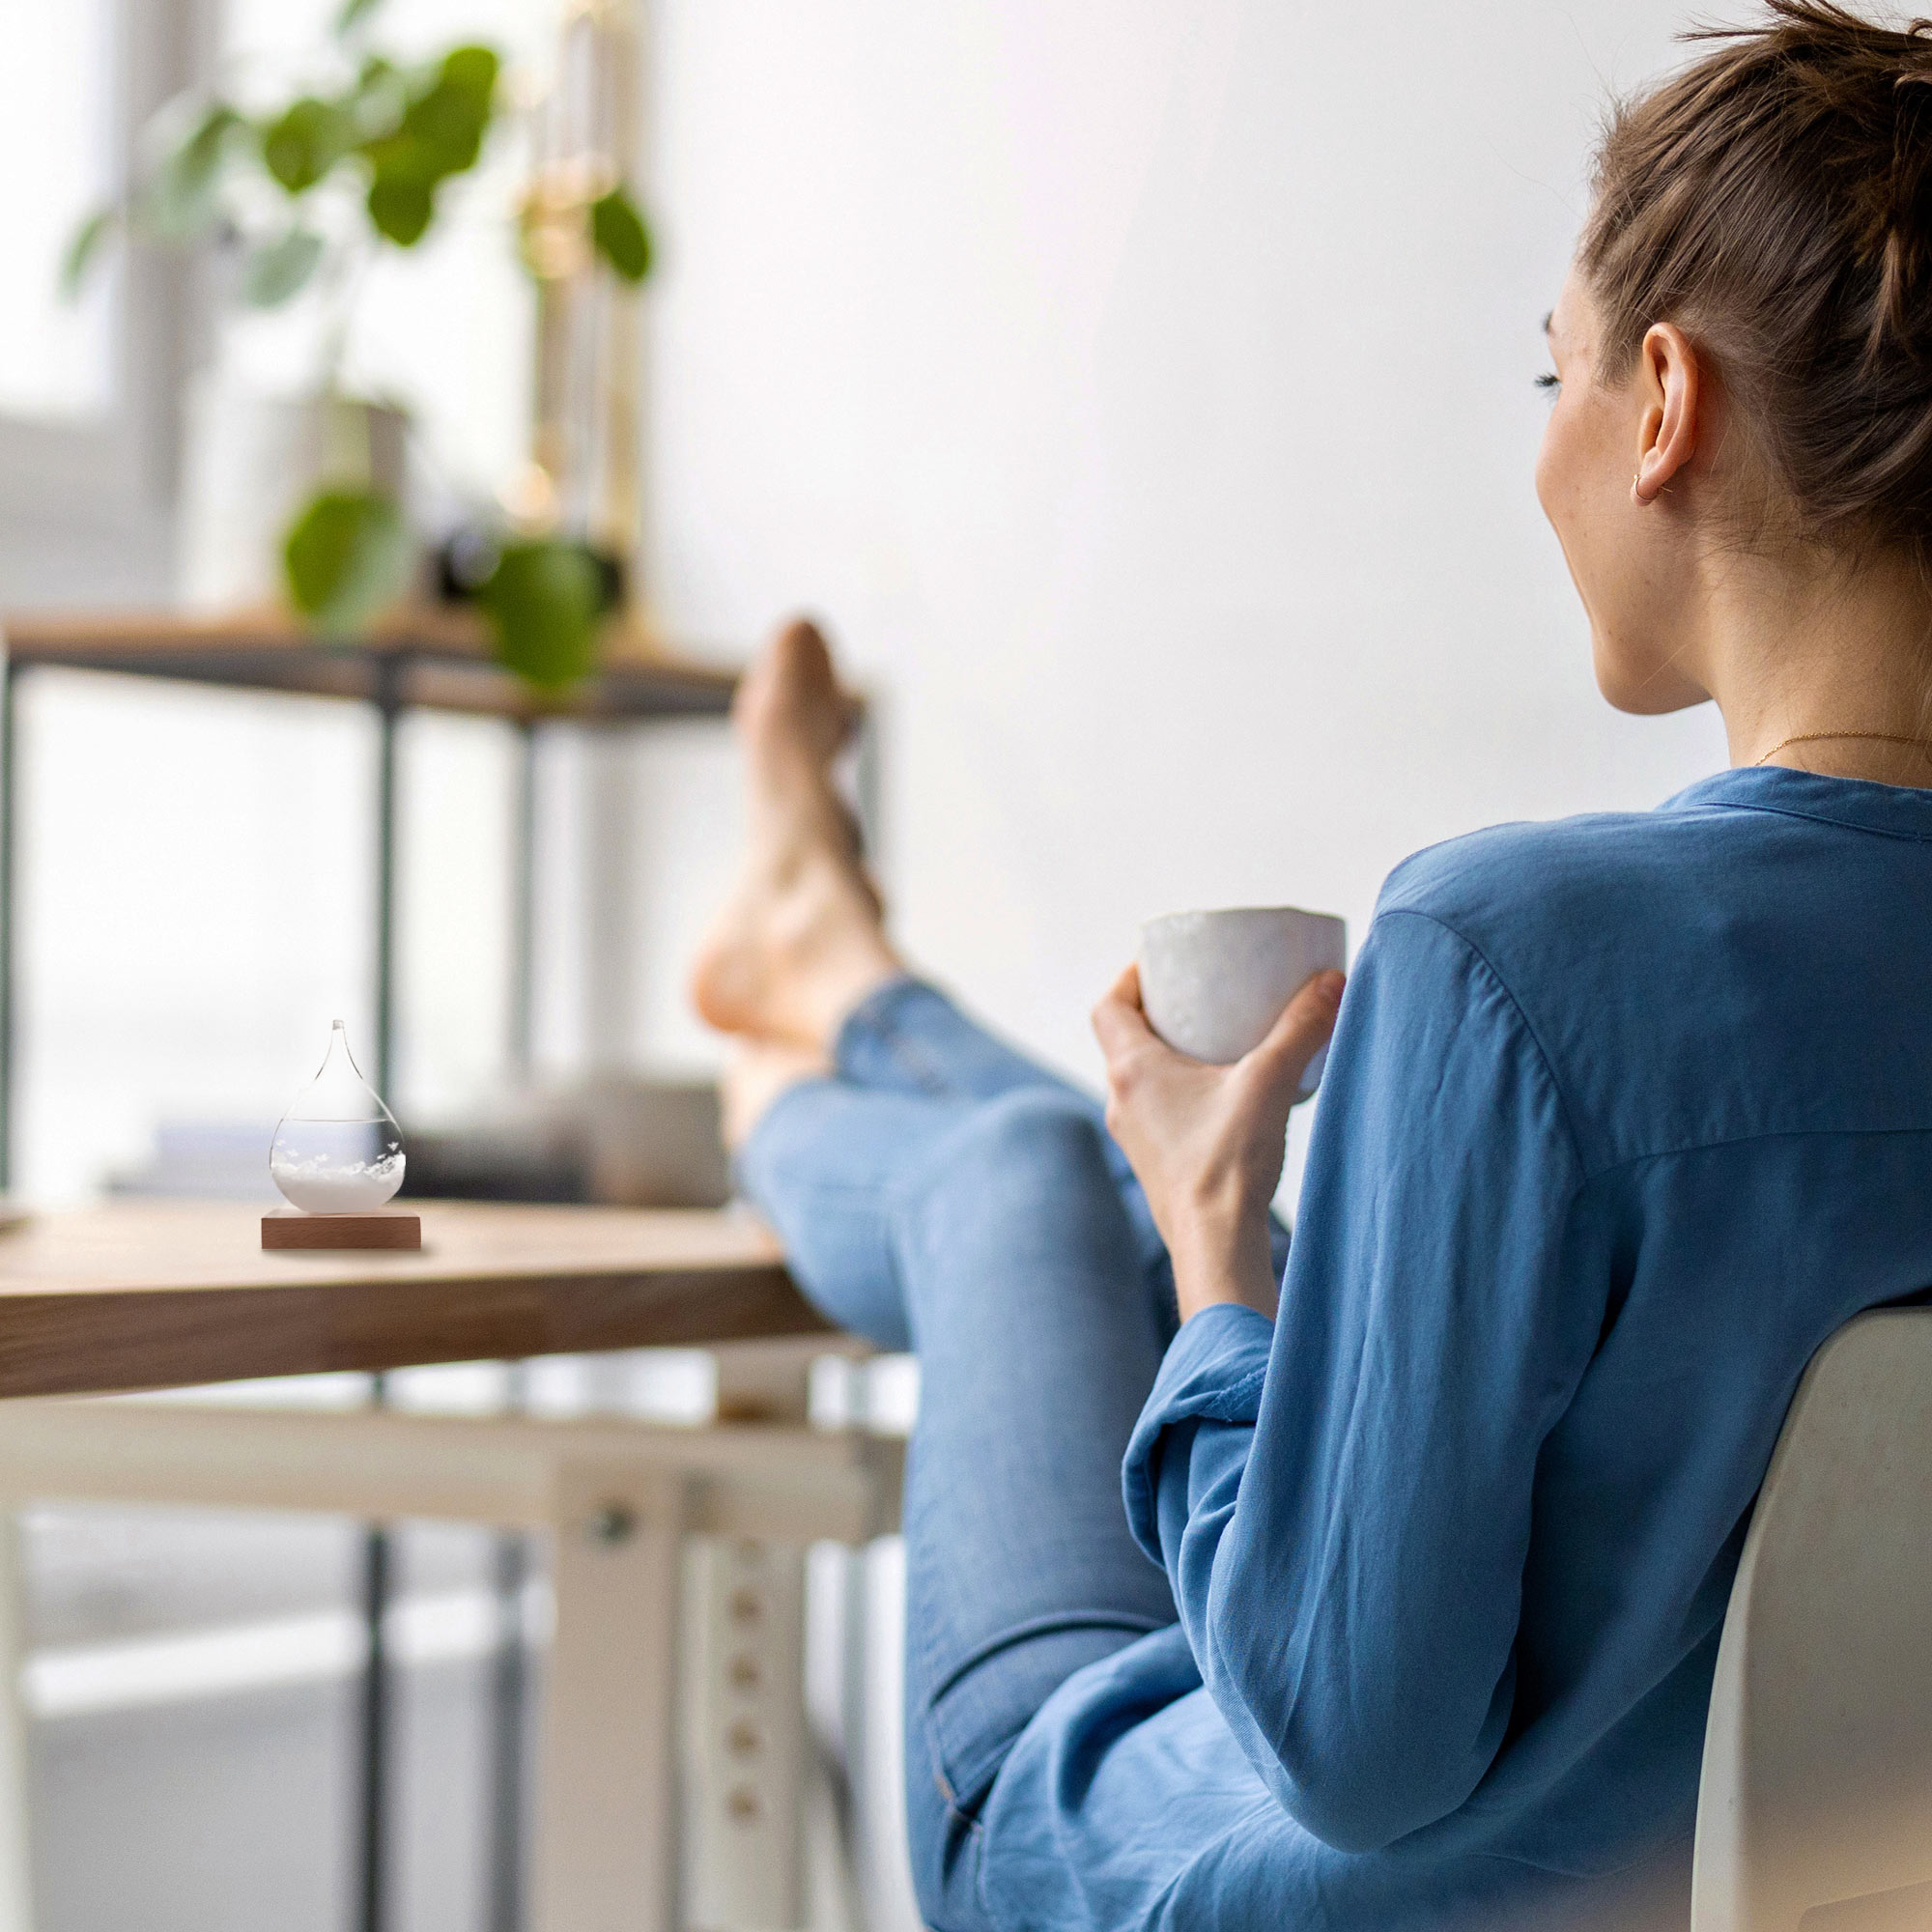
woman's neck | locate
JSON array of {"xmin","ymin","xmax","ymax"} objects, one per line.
[{"xmin": 1701, "ymin": 545, "xmax": 1932, "ymax": 783}]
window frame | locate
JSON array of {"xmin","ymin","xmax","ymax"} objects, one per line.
[{"xmin": 0, "ymin": 0, "xmax": 213, "ymax": 547}]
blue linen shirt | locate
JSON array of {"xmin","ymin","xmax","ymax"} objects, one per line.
[{"xmin": 975, "ymin": 767, "xmax": 1932, "ymax": 1931}]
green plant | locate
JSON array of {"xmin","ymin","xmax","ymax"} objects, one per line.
[
  {"xmin": 66, "ymin": 0, "xmax": 652, "ymax": 688},
  {"xmin": 283, "ymin": 489, "xmax": 411, "ymax": 634},
  {"xmin": 478, "ymin": 540, "xmax": 608, "ymax": 689}
]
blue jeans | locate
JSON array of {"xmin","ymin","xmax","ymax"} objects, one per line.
[{"xmin": 736, "ymin": 979, "xmax": 1290, "ymax": 1929}]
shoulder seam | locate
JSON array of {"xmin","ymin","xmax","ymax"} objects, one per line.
[
  {"xmin": 1375, "ymin": 907, "xmax": 1591, "ymax": 1178},
  {"xmin": 1698, "ymin": 798, "xmax": 1932, "ymax": 844},
  {"xmin": 1585, "ymin": 1118, "xmax": 1932, "ymax": 1182}
]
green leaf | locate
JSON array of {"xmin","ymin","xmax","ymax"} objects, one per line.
[
  {"xmin": 355, "ymin": 43, "xmax": 499, "ymax": 247},
  {"xmin": 366, "ymin": 167, "xmax": 436, "ymax": 245},
  {"xmin": 261, "ymin": 97, "xmax": 355, "ymax": 193},
  {"xmin": 439, "ymin": 44, "xmax": 499, "ymax": 106},
  {"xmin": 403, "ymin": 90, "xmax": 484, "ymax": 178},
  {"xmin": 477, "ymin": 541, "xmax": 605, "ymax": 689},
  {"xmin": 284, "ymin": 490, "xmax": 412, "ymax": 633},
  {"xmin": 589, "ymin": 185, "xmax": 652, "ymax": 283},
  {"xmin": 398, "ymin": 52, "xmax": 497, "ymax": 179},
  {"xmin": 334, "ymin": 0, "xmax": 384, "ymax": 36},
  {"xmin": 59, "ymin": 208, "xmax": 117, "ymax": 300},
  {"xmin": 139, "ymin": 102, "xmax": 242, "ymax": 239},
  {"xmin": 242, "ymin": 227, "xmax": 326, "ymax": 306}
]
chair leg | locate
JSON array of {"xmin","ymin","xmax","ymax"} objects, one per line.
[{"xmin": 530, "ymin": 1467, "xmax": 685, "ymax": 1932}]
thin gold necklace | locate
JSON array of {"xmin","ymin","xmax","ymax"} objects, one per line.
[{"xmin": 1753, "ymin": 729, "xmax": 1932, "ymax": 767}]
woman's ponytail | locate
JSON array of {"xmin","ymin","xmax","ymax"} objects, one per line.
[
  {"xmin": 1582, "ymin": 3, "xmax": 1932, "ymax": 568},
  {"xmin": 1870, "ymin": 66, "xmax": 1932, "ymax": 367}
]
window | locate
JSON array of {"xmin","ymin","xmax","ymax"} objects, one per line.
[
  {"xmin": 0, "ymin": 0, "xmax": 118, "ymax": 422},
  {"xmin": 0, "ymin": 0, "xmax": 199, "ymax": 545}
]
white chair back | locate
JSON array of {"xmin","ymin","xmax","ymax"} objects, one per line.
[{"xmin": 1691, "ymin": 1309, "xmax": 1932, "ymax": 1932}]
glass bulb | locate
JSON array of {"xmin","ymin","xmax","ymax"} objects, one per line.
[{"xmin": 270, "ymin": 1020, "xmax": 407, "ymax": 1213}]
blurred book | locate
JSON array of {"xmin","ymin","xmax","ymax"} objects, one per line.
[
  {"xmin": 107, "ymin": 1122, "xmax": 280, "ymax": 1202},
  {"xmin": 109, "ymin": 1079, "xmax": 729, "ymax": 1210}
]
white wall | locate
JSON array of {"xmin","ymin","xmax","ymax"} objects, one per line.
[
  {"xmin": 3, "ymin": 0, "xmax": 1751, "ymax": 1197},
  {"xmin": 623, "ymin": 0, "xmax": 1737, "ymax": 1154}
]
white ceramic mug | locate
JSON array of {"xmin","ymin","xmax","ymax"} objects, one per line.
[{"xmin": 1138, "ymin": 906, "xmax": 1348, "ymax": 1094}]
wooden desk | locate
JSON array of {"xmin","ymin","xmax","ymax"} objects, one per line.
[
  {"xmin": 0, "ymin": 1199, "xmax": 875, "ymax": 1932},
  {"xmin": 0, "ymin": 622, "xmax": 847, "ymax": 1932},
  {"xmin": 0, "ymin": 1199, "xmax": 828, "ymax": 1400}
]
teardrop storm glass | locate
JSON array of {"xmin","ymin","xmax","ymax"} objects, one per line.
[{"xmin": 269, "ymin": 1021, "xmax": 407, "ymax": 1212}]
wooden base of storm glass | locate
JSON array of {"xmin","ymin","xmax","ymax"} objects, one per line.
[{"xmin": 262, "ymin": 1208, "xmax": 423, "ymax": 1251}]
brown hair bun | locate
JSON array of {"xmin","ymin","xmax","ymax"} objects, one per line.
[{"xmin": 1582, "ymin": 3, "xmax": 1932, "ymax": 561}]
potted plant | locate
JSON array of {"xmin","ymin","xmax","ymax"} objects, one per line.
[{"xmin": 66, "ymin": 0, "xmax": 652, "ymax": 689}]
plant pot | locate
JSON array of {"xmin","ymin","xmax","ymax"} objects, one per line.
[{"xmin": 177, "ymin": 376, "xmax": 412, "ymax": 612}]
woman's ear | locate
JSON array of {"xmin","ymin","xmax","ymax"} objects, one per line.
[{"xmin": 1632, "ymin": 322, "xmax": 1701, "ymax": 504}]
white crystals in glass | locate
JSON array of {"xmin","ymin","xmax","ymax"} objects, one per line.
[{"xmin": 270, "ymin": 1020, "xmax": 406, "ymax": 1213}]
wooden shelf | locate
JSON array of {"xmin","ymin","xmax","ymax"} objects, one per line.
[{"xmin": 0, "ymin": 606, "xmax": 742, "ymax": 724}]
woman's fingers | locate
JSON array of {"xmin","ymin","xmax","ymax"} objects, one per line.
[
  {"xmin": 1247, "ymin": 969, "xmax": 1347, "ymax": 1090},
  {"xmin": 1091, "ymin": 962, "xmax": 1156, "ymax": 1066},
  {"xmin": 1095, "ymin": 961, "xmax": 1344, "ymax": 1091}
]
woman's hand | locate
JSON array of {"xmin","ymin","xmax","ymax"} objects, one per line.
[{"xmin": 1092, "ymin": 964, "xmax": 1345, "ymax": 1322}]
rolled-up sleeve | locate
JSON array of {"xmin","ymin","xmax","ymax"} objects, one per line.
[
  {"xmin": 1123, "ymin": 1300, "xmax": 1271, "ymax": 1571},
  {"xmin": 1120, "ymin": 906, "xmax": 1600, "ymax": 1856}
]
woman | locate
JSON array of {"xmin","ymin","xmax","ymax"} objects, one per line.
[{"xmin": 692, "ymin": 5, "xmax": 1932, "ymax": 1926}]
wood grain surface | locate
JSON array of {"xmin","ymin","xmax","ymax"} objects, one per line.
[
  {"xmin": 0, "ymin": 1201, "xmax": 826, "ymax": 1398},
  {"xmin": 261, "ymin": 1209, "xmax": 423, "ymax": 1250}
]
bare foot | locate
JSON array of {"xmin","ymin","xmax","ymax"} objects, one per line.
[
  {"xmin": 721, "ymin": 1039, "xmax": 831, "ymax": 1150},
  {"xmin": 735, "ymin": 616, "xmax": 874, "ymax": 877},
  {"xmin": 692, "ymin": 617, "xmax": 902, "ymax": 1049},
  {"xmin": 692, "ymin": 838, "xmax": 898, "ymax": 1047},
  {"xmin": 734, "ymin": 617, "xmax": 862, "ymax": 815}
]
